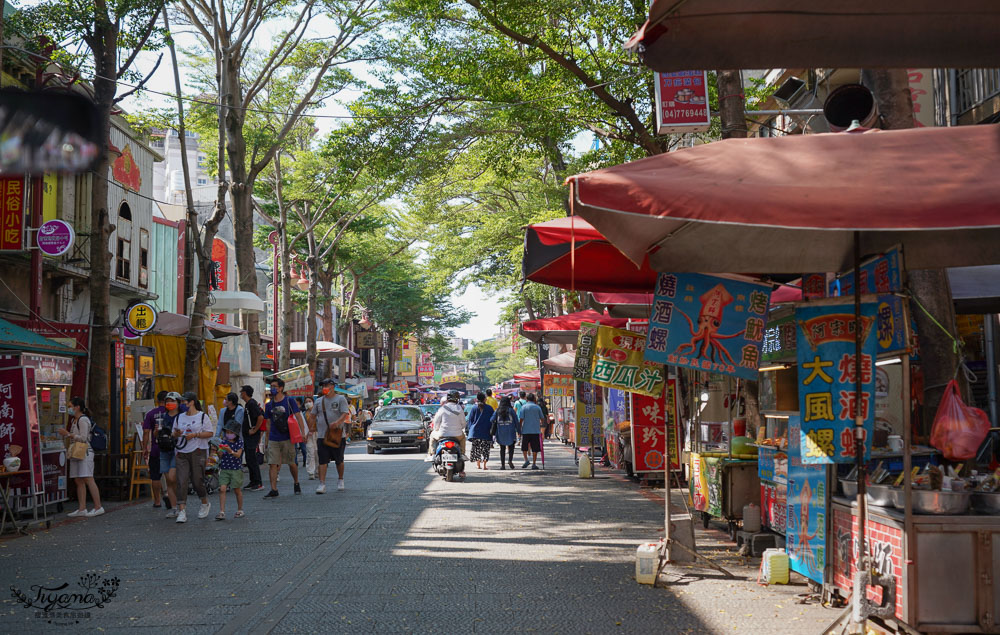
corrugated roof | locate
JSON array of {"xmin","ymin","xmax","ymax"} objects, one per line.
[{"xmin": 0, "ymin": 317, "xmax": 85, "ymax": 356}]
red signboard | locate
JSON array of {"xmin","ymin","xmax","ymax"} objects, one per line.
[
  {"xmin": 417, "ymin": 363, "xmax": 434, "ymax": 378},
  {"xmin": 114, "ymin": 341, "xmax": 125, "ymax": 369},
  {"xmin": 210, "ymin": 238, "xmax": 228, "ymax": 324},
  {"xmin": 0, "ymin": 367, "xmax": 44, "ymax": 491},
  {"xmin": 630, "ymin": 379, "xmax": 681, "ymax": 473},
  {"xmin": 0, "ymin": 176, "xmax": 25, "ymax": 251},
  {"xmin": 654, "ymin": 71, "xmax": 711, "ymax": 134}
]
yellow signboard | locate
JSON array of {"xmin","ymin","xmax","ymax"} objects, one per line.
[
  {"xmin": 125, "ymin": 302, "xmax": 158, "ymax": 335},
  {"xmin": 138, "ymin": 355, "xmax": 154, "ymax": 376},
  {"xmin": 588, "ymin": 325, "xmax": 665, "ymax": 397}
]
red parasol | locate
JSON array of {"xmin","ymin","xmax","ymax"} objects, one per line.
[{"xmin": 519, "ymin": 309, "xmax": 629, "ymax": 345}]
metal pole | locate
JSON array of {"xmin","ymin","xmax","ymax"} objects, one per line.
[
  {"xmin": 901, "ymin": 299, "xmax": 915, "ymax": 623},
  {"xmin": 29, "ymin": 176, "xmax": 43, "ymax": 318},
  {"xmin": 985, "ymin": 315, "xmax": 998, "ymax": 426},
  {"xmin": 851, "ymin": 231, "xmax": 868, "ymax": 630},
  {"xmin": 744, "ymin": 109, "xmax": 825, "ymax": 116}
]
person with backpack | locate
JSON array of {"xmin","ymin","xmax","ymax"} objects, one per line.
[
  {"xmin": 490, "ymin": 396, "xmax": 520, "ymax": 470},
  {"xmin": 57, "ymin": 397, "xmax": 104, "ymax": 517},
  {"xmin": 171, "ymin": 392, "xmax": 214, "ymax": 523},
  {"xmin": 466, "ymin": 392, "xmax": 495, "ymax": 470},
  {"xmin": 263, "ymin": 377, "xmax": 305, "ymax": 498},
  {"xmin": 156, "ymin": 392, "xmax": 182, "ymax": 516}
]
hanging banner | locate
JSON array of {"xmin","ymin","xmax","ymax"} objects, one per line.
[
  {"xmin": 574, "ymin": 380, "xmax": 603, "ymax": 447},
  {"xmin": 689, "ymin": 453, "xmax": 723, "ymax": 517},
  {"xmin": 654, "ymin": 71, "xmax": 711, "ymax": 134},
  {"xmin": 665, "ymin": 379, "xmax": 681, "ymax": 471},
  {"xmin": 589, "ymin": 324, "xmax": 665, "ymax": 397},
  {"xmin": 796, "ymin": 302, "xmax": 877, "ymax": 464},
  {"xmin": 829, "ymin": 247, "xmax": 902, "ymax": 297},
  {"xmin": 0, "ymin": 176, "xmax": 25, "ymax": 251},
  {"xmin": 786, "ymin": 415, "xmax": 828, "ymax": 584},
  {"xmin": 389, "ymin": 380, "xmax": 409, "ymax": 392},
  {"xmin": 572, "ymin": 321, "xmax": 598, "ymax": 381},
  {"xmin": 646, "ymin": 272, "xmax": 772, "ymax": 380},
  {"xmin": 542, "ymin": 374, "xmax": 574, "ymax": 398},
  {"xmin": 631, "ymin": 388, "xmax": 669, "ymax": 473},
  {"xmin": 273, "ymin": 364, "xmax": 314, "ymax": 397}
]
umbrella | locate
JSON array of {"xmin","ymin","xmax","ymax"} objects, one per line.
[
  {"xmin": 380, "ymin": 389, "xmax": 407, "ymax": 400},
  {"xmin": 568, "ymin": 125, "xmax": 1000, "ymax": 273},
  {"xmin": 289, "ymin": 341, "xmax": 359, "ymax": 359},
  {"xmin": 513, "ymin": 369, "xmax": 540, "ymax": 382},
  {"xmin": 520, "ymin": 309, "xmax": 629, "ymax": 345},
  {"xmin": 590, "ymin": 292, "xmax": 654, "ymax": 319},
  {"xmin": 625, "ymin": 0, "xmax": 1000, "ymax": 73},
  {"xmin": 523, "ymin": 217, "xmax": 659, "ymax": 292},
  {"xmin": 542, "ymin": 350, "xmax": 577, "ymax": 374}
]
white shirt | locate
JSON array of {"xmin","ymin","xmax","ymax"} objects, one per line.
[
  {"xmin": 173, "ymin": 410, "xmax": 213, "ymax": 453},
  {"xmin": 432, "ymin": 402, "xmax": 467, "ymax": 437}
]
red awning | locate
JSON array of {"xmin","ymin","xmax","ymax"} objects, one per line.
[
  {"xmin": 523, "ymin": 216, "xmax": 659, "ymax": 293},
  {"xmin": 520, "ymin": 309, "xmax": 630, "ymax": 345},
  {"xmin": 589, "ymin": 292, "xmax": 654, "ymax": 319},
  {"xmin": 626, "ymin": 1, "xmax": 1000, "ymax": 73},
  {"xmin": 513, "ymin": 369, "xmax": 540, "ymax": 381},
  {"xmin": 568, "ymin": 125, "xmax": 1000, "ymax": 274}
]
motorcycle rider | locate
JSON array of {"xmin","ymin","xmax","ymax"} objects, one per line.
[{"xmin": 425, "ymin": 390, "xmax": 468, "ymax": 472}]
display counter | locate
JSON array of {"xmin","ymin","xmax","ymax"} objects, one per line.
[
  {"xmin": 690, "ymin": 453, "xmax": 760, "ymax": 537},
  {"xmin": 831, "ymin": 496, "xmax": 1000, "ymax": 634}
]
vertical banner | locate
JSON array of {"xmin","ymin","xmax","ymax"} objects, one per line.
[
  {"xmin": 631, "ymin": 387, "xmax": 668, "ymax": 473},
  {"xmin": 665, "ymin": 379, "xmax": 681, "ymax": 471},
  {"xmin": 574, "ymin": 380, "xmax": 603, "ymax": 447},
  {"xmin": 572, "ymin": 322, "xmax": 598, "ymax": 381},
  {"xmin": 689, "ymin": 453, "xmax": 722, "ymax": 516},
  {"xmin": 646, "ymin": 272, "xmax": 772, "ymax": 380},
  {"xmin": 786, "ymin": 415, "xmax": 828, "ymax": 584},
  {"xmin": 0, "ymin": 367, "xmax": 44, "ymax": 491},
  {"xmin": 588, "ymin": 325, "xmax": 665, "ymax": 397},
  {"xmin": 0, "ymin": 176, "xmax": 25, "ymax": 251},
  {"xmin": 796, "ymin": 302, "xmax": 877, "ymax": 464}
]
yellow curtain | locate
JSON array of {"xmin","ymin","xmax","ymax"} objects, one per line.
[{"xmin": 141, "ymin": 335, "xmax": 223, "ymax": 408}]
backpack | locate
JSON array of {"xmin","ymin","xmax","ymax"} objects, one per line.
[
  {"xmin": 156, "ymin": 418, "xmax": 176, "ymax": 452},
  {"xmin": 89, "ymin": 424, "xmax": 108, "ymax": 451},
  {"xmin": 270, "ymin": 403, "xmax": 290, "ymax": 436}
]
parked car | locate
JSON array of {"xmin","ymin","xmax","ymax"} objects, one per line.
[{"xmin": 367, "ymin": 405, "xmax": 428, "ymax": 454}]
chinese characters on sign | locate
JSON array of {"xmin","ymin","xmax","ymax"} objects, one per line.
[
  {"xmin": 417, "ymin": 363, "xmax": 435, "ymax": 378},
  {"xmin": 796, "ymin": 303, "xmax": 877, "ymax": 464},
  {"xmin": 125, "ymin": 302, "xmax": 158, "ymax": 335},
  {"xmin": 589, "ymin": 325, "xmax": 665, "ymax": 398},
  {"xmin": 828, "ymin": 247, "xmax": 902, "ymax": 297},
  {"xmin": 654, "ymin": 71, "xmax": 711, "ymax": 134},
  {"xmin": 542, "ymin": 374, "xmax": 574, "ymax": 398},
  {"xmin": 630, "ymin": 380, "xmax": 680, "ymax": 473},
  {"xmin": 646, "ymin": 272, "xmax": 772, "ymax": 380},
  {"xmin": 786, "ymin": 415, "xmax": 828, "ymax": 584},
  {"xmin": 0, "ymin": 367, "xmax": 44, "ymax": 491},
  {"xmin": 574, "ymin": 380, "xmax": 603, "ymax": 447},
  {"xmin": 761, "ymin": 314, "xmax": 797, "ymax": 363},
  {"xmin": 0, "ymin": 176, "xmax": 25, "ymax": 251},
  {"xmin": 572, "ymin": 322, "xmax": 598, "ymax": 381}
]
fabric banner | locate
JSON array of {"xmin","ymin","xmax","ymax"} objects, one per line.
[
  {"xmin": 588, "ymin": 325, "xmax": 665, "ymax": 397},
  {"xmin": 645, "ymin": 273, "xmax": 772, "ymax": 380},
  {"xmin": 796, "ymin": 302, "xmax": 877, "ymax": 464},
  {"xmin": 786, "ymin": 415, "xmax": 828, "ymax": 584},
  {"xmin": 274, "ymin": 364, "xmax": 314, "ymax": 397},
  {"xmin": 572, "ymin": 322, "xmax": 598, "ymax": 381},
  {"xmin": 574, "ymin": 380, "xmax": 603, "ymax": 447},
  {"xmin": 631, "ymin": 386, "xmax": 673, "ymax": 473}
]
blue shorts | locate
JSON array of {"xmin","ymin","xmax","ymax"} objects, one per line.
[{"xmin": 159, "ymin": 452, "xmax": 177, "ymax": 473}]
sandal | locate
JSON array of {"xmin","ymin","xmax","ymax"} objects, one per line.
[
  {"xmin": 215, "ymin": 511, "xmax": 225, "ymax": 521},
  {"xmin": 234, "ymin": 510, "xmax": 245, "ymax": 518}
]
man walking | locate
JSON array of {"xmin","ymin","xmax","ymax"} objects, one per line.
[
  {"xmin": 518, "ymin": 393, "xmax": 544, "ymax": 470},
  {"xmin": 240, "ymin": 386, "xmax": 265, "ymax": 491},
  {"xmin": 485, "ymin": 388, "xmax": 498, "ymax": 411},
  {"xmin": 308, "ymin": 378, "xmax": 351, "ymax": 493},
  {"xmin": 514, "ymin": 390, "xmax": 527, "ymax": 419},
  {"xmin": 263, "ymin": 378, "xmax": 304, "ymax": 498},
  {"xmin": 141, "ymin": 391, "xmax": 169, "ymax": 508}
]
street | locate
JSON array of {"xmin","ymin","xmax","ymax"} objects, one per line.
[{"xmin": 0, "ymin": 442, "xmax": 834, "ymax": 634}]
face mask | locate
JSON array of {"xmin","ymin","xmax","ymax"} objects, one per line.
[
  {"xmin": 165, "ymin": 403, "xmax": 177, "ymax": 412},
  {"xmin": 321, "ymin": 387, "xmax": 331, "ymax": 395},
  {"xmin": 270, "ymin": 387, "xmax": 278, "ymax": 396},
  {"xmin": 305, "ymin": 402, "xmax": 313, "ymax": 410},
  {"xmin": 225, "ymin": 432, "xmax": 236, "ymax": 440}
]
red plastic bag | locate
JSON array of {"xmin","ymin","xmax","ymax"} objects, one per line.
[
  {"xmin": 929, "ymin": 380, "xmax": 990, "ymax": 461},
  {"xmin": 288, "ymin": 415, "xmax": 305, "ymax": 444}
]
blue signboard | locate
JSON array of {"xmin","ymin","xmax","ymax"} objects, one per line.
[
  {"xmin": 607, "ymin": 388, "xmax": 628, "ymax": 429},
  {"xmin": 796, "ymin": 302, "xmax": 877, "ymax": 464},
  {"xmin": 786, "ymin": 415, "xmax": 827, "ymax": 584},
  {"xmin": 645, "ymin": 273, "xmax": 772, "ymax": 380},
  {"xmin": 828, "ymin": 247, "xmax": 902, "ymax": 297}
]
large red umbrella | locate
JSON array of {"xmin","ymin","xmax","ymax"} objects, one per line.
[
  {"xmin": 567, "ymin": 125, "xmax": 1000, "ymax": 273},
  {"xmin": 523, "ymin": 217, "xmax": 659, "ymax": 292},
  {"xmin": 625, "ymin": 0, "xmax": 1000, "ymax": 73},
  {"xmin": 590, "ymin": 292, "xmax": 654, "ymax": 319},
  {"xmin": 520, "ymin": 309, "xmax": 629, "ymax": 345}
]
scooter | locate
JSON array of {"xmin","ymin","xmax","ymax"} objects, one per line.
[{"xmin": 432, "ymin": 437, "xmax": 465, "ymax": 482}]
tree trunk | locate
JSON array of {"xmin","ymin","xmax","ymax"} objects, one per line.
[
  {"xmin": 317, "ymin": 269, "xmax": 335, "ymax": 380},
  {"xmin": 184, "ymin": 207, "xmax": 225, "ymax": 391},
  {"xmin": 386, "ymin": 330, "xmax": 397, "ymax": 384},
  {"xmin": 304, "ymin": 233, "xmax": 318, "ymax": 379},
  {"xmin": 716, "ymin": 70, "xmax": 748, "ymax": 139},
  {"xmin": 279, "ymin": 222, "xmax": 293, "ymax": 371},
  {"xmin": 86, "ymin": 33, "xmax": 118, "ymax": 431},
  {"xmin": 863, "ymin": 68, "xmax": 963, "ymax": 434}
]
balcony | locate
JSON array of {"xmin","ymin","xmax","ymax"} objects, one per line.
[{"xmin": 954, "ymin": 68, "xmax": 1000, "ymax": 124}]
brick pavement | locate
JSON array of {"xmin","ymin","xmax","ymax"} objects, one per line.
[{"xmin": 0, "ymin": 440, "xmax": 837, "ymax": 633}]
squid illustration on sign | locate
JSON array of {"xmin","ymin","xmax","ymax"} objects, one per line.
[
  {"xmin": 673, "ymin": 284, "xmax": 745, "ymax": 364},
  {"xmin": 789, "ymin": 477, "xmax": 822, "ymax": 577}
]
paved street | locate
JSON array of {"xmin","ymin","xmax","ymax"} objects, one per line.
[{"xmin": 0, "ymin": 442, "xmax": 834, "ymax": 634}]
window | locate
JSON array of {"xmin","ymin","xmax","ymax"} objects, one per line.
[
  {"xmin": 197, "ymin": 178, "xmax": 208, "ymax": 186},
  {"xmin": 138, "ymin": 229, "xmax": 149, "ymax": 289},
  {"xmin": 150, "ymin": 137, "xmax": 164, "ymax": 149},
  {"xmin": 116, "ymin": 238, "xmax": 131, "ymax": 282},
  {"xmin": 118, "ymin": 201, "xmax": 132, "ymax": 221},
  {"xmin": 197, "ymin": 154, "xmax": 206, "ymax": 167}
]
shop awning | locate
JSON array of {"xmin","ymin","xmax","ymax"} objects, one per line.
[
  {"xmin": 625, "ymin": 1, "xmax": 1000, "ymax": 72},
  {"xmin": 567, "ymin": 125, "xmax": 1000, "ymax": 274},
  {"xmin": 0, "ymin": 317, "xmax": 85, "ymax": 356},
  {"xmin": 523, "ymin": 217, "xmax": 659, "ymax": 293},
  {"xmin": 289, "ymin": 341, "xmax": 359, "ymax": 359},
  {"xmin": 590, "ymin": 292, "xmax": 654, "ymax": 319},
  {"xmin": 512, "ymin": 369, "xmax": 540, "ymax": 382},
  {"xmin": 542, "ymin": 350, "xmax": 577, "ymax": 374},
  {"xmin": 187, "ymin": 290, "xmax": 265, "ymax": 314},
  {"xmin": 520, "ymin": 309, "xmax": 629, "ymax": 344}
]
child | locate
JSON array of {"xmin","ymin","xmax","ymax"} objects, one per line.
[{"xmin": 216, "ymin": 420, "xmax": 245, "ymax": 520}]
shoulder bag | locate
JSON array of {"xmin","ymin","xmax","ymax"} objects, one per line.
[
  {"xmin": 68, "ymin": 417, "xmax": 89, "ymax": 460},
  {"xmin": 321, "ymin": 403, "xmax": 343, "ymax": 448}
]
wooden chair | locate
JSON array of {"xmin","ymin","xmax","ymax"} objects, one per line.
[{"xmin": 128, "ymin": 437, "xmax": 152, "ymax": 501}]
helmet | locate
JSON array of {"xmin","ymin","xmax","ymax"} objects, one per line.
[
  {"xmin": 447, "ymin": 390, "xmax": 461, "ymax": 403},
  {"xmin": 165, "ymin": 391, "xmax": 183, "ymax": 403}
]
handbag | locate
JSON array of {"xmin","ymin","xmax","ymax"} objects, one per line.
[
  {"xmin": 321, "ymin": 406, "xmax": 342, "ymax": 448},
  {"xmin": 68, "ymin": 417, "xmax": 89, "ymax": 460}
]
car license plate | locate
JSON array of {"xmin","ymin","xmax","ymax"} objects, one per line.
[{"xmin": 389, "ymin": 436, "xmax": 401, "ymax": 444}]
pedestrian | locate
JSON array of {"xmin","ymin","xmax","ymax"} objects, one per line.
[
  {"xmin": 484, "ymin": 388, "xmax": 499, "ymax": 411},
  {"xmin": 361, "ymin": 407, "xmax": 373, "ymax": 437},
  {"xmin": 215, "ymin": 392, "xmax": 245, "ymax": 440},
  {"xmin": 466, "ymin": 392, "xmax": 495, "ymax": 470},
  {"xmin": 156, "ymin": 392, "xmax": 182, "ymax": 516},
  {"xmin": 141, "ymin": 391, "xmax": 169, "ymax": 508},
  {"xmin": 58, "ymin": 397, "xmax": 104, "ymax": 517},
  {"xmin": 538, "ymin": 397, "xmax": 552, "ymax": 440},
  {"xmin": 240, "ymin": 385, "xmax": 265, "ymax": 491},
  {"xmin": 308, "ymin": 378, "xmax": 351, "ymax": 493},
  {"xmin": 518, "ymin": 393, "xmax": 544, "ymax": 470},
  {"xmin": 263, "ymin": 377, "xmax": 305, "ymax": 498},
  {"xmin": 172, "ymin": 392, "xmax": 214, "ymax": 523},
  {"xmin": 302, "ymin": 395, "xmax": 318, "ymax": 479},
  {"xmin": 490, "ymin": 396, "xmax": 520, "ymax": 470},
  {"xmin": 215, "ymin": 419, "xmax": 245, "ymax": 520},
  {"xmin": 514, "ymin": 390, "xmax": 527, "ymax": 419}
]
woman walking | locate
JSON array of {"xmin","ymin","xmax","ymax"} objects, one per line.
[
  {"xmin": 58, "ymin": 397, "xmax": 104, "ymax": 517},
  {"xmin": 490, "ymin": 396, "xmax": 520, "ymax": 470},
  {"xmin": 466, "ymin": 392, "xmax": 495, "ymax": 470},
  {"xmin": 172, "ymin": 392, "xmax": 214, "ymax": 523}
]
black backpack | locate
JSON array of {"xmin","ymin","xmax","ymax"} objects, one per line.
[
  {"xmin": 155, "ymin": 412, "xmax": 176, "ymax": 452},
  {"xmin": 270, "ymin": 404, "xmax": 289, "ymax": 436}
]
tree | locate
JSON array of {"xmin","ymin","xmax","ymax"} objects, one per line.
[
  {"xmin": 19, "ymin": 0, "xmax": 165, "ymax": 428},
  {"xmin": 175, "ymin": 0, "xmax": 382, "ymax": 373}
]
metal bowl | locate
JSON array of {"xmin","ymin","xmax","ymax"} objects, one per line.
[
  {"xmin": 911, "ymin": 489, "xmax": 971, "ymax": 515},
  {"xmin": 971, "ymin": 491, "xmax": 1000, "ymax": 515},
  {"xmin": 866, "ymin": 484, "xmax": 895, "ymax": 507},
  {"xmin": 840, "ymin": 479, "xmax": 858, "ymax": 498},
  {"xmin": 890, "ymin": 488, "xmax": 905, "ymax": 509}
]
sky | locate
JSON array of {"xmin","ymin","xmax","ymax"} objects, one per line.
[{"xmin": 452, "ymin": 286, "xmax": 503, "ymax": 343}]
